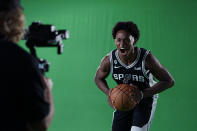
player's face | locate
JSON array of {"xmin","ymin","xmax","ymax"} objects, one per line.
[{"xmin": 115, "ymin": 30, "xmax": 135, "ymax": 56}]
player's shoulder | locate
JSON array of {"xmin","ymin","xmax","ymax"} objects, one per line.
[
  {"xmin": 137, "ymin": 47, "xmax": 149, "ymax": 53},
  {"xmin": 136, "ymin": 47, "xmax": 153, "ymax": 60},
  {"xmin": 101, "ymin": 53, "xmax": 110, "ymax": 64},
  {"xmin": 143, "ymin": 49, "xmax": 159, "ymax": 70},
  {"xmin": 102, "ymin": 49, "xmax": 115, "ymax": 61},
  {"xmin": 99, "ymin": 50, "xmax": 115, "ymax": 71}
]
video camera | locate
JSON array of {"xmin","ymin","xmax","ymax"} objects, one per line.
[{"xmin": 23, "ymin": 22, "xmax": 69, "ymax": 74}]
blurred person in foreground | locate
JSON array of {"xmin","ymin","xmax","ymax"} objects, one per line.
[{"xmin": 0, "ymin": 0, "xmax": 54, "ymax": 131}]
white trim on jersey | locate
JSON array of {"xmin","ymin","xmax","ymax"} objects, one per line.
[
  {"xmin": 109, "ymin": 51, "xmax": 113, "ymax": 73},
  {"xmin": 149, "ymin": 73, "xmax": 159, "ymax": 99},
  {"xmin": 130, "ymin": 97, "xmax": 157, "ymax": 131},
  {"xmin": 148, "ymin": 74, "xmax": 157, "ymax": 87},
  {"xmin": 115, "ymin": 48, "xmax": 141, "ymax": 69},
  {"xmin": 142, "ymin": 51, "xmax": 159, "ymax": 99},
  {"xmin": 147, "ymin": 96, "xmax": 157, "ymax": 129},
  {"xmin": 142, "ymin": 50, "xmax": 150, "ymax": 79}
]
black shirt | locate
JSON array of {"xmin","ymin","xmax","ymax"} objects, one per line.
[{"xmin": 0, "ymin": 38, "xmax": 49, "ymax": 131}]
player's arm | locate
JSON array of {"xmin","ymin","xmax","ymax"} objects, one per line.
[
  {"xmin": 142, "ymin": 53, "xmax": 175, "ymax": 98},
  {"xmin": 94, "ymin": 55, "xmax": 111, "ymax": 96}
]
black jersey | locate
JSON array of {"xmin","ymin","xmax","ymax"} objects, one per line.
[{"xmin": 109, "ymin": 47, "xmax": 157, "ymax": 91}]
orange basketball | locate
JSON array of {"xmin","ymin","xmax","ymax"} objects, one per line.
[{"xmin": 109, "ymin": 84, "xmax": 139, "ymax": 111}]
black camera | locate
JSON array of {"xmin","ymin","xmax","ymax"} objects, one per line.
[{"xmin": 23, "ymin": 22, "xmax": 69, "ymax": 73}]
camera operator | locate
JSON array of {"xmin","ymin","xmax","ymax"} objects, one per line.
[{"xmin": 0, "ymin": 0, "xmax": 54, "ymax": 131}]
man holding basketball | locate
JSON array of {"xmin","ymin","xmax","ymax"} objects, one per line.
[{"xmin": 94, "ymin": 21, "xmax": 174, "ymax": 131}]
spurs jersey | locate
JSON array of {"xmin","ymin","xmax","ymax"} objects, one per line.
[{"xmin": 109, "ymin": 47, "xmax": 157, "ymax": 91}]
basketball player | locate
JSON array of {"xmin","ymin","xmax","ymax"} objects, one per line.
[{"xmin": 94, "ymin": 21, "xmax": 174, "ymax": 131}]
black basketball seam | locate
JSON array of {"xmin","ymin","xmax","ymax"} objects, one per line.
[
  {"xmin": 123, "ymin": 85, "xmax": 133, "ymax": 110},
  {"xmin": 120, "ymin": 85, "xmax": 130, "ymax": 109},
  {"xmin": 112, "ymin": 86, "xmax": 123, "ymax": 108},
  {"xmin": 118, "ymin": 85, "xmax": 132, "ymax": 99},
  {"xmin": 121, "ymin": 89, "xmax": 124, "ymax": 110},
  {"xmin": 113, "ymin": 84, "xmax": 128, "ymax": 109},
  {"xmin": 118, "ymin": 85, "xmax": 135, "ymax": 109},
  {"xmin": 112, "ymin": 84, "xmax": 136, "ymax": 110}
]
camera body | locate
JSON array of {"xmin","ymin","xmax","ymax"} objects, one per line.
[{"xmin": 24, "ymin": 22, "xmax": 69, "ymax": 73}]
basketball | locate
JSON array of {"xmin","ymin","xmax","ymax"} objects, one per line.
[{"xmin": 109, "ymin": 84, "xmax": 140, "ymax": 111}]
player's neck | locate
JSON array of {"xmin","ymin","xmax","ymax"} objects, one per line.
[{"xmin": 119, "ymin": 47, "xmax": 137, "ymax": 66}]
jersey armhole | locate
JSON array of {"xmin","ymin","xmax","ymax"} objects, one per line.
[
  {"xmin": 142, "ymin": 50, "xmax": 158, "ymax": 88},
  {"xmin": 142, "ymin": 50, "xmax": 150, "ymax": 79},
  {"xmin": 109, "ymin": 51, "xmax": 113, "ymax": 74}
]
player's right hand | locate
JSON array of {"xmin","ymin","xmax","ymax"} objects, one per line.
[{"xmin": 107, "ymin": 88, "xmax": 115, "ymax": 109}]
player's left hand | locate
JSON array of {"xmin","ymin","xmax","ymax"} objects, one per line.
[
  {"xmin": 107, "ymin": 88, "xmax": 115, "ymax": 109},
  {"xmin": 129, "ymin": 83, "xmax": 143, "ymax": 104}
]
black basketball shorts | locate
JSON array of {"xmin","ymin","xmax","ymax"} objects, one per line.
[{"xmin": 112, "ymin": 96, "xmax": 157, "ymax": 131}]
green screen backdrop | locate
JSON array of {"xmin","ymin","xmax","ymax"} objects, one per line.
[{"xmin": 21, "ymin": 0, "xmax": 197, "ymax": 131}]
